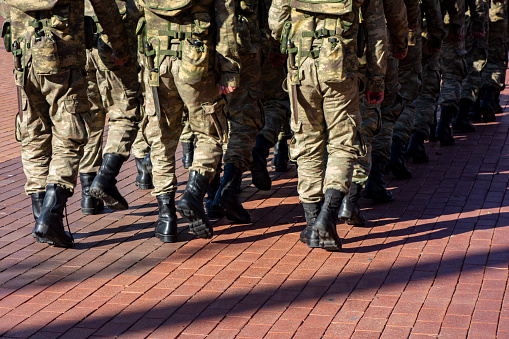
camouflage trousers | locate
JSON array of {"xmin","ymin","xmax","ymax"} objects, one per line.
[
  {"xmin": 414, "ymin": 50, "xmax": 441, "ymax": 138},
  {"xmin": 351, "ymin": 95, "xmax": 381, "ymax": 186},
  {"xmin": 393, "ymin": 32, "xmax": 423, "ymax": 146},
  {"xmin": 19, "ymin": 66, "xmax": 89, "ymax": 194},
  {"xmin": 371, "ymin": 54, "xmax": 402, "ymax": 163},
  {"xmin": 439, "ymin": 25, "xmax": 467, "ymax": 110},
  {"xmin": 461, "ymin": 14, "xmax": 489, "ymax": 102},
  {"xmin": 259, "ymin": 51, "xmax": 290, "ymax": 145},
  {"xmin": 142, "ymin": 56, "xmax": 225, "ymax": 196},
  {"xmin": 289, "ymin": 58, "xmax": 361, "ymax": 204},
  {"xmin": 132, "ymin": 106, "xmax": 151, "ymax": 159},
  {"xmin": 224, "ymin": 51, "xmax": 264, "ymax": 172},
  {"xmin": 79, "ymin": 48, "xmax": 141, "ymax": 173},
  {"xmin": 481, "ymin": 3, "xmax": 508, "ymax": 90}
]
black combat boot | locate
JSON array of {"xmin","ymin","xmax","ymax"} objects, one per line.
[
  {"xmin": 299, "ymin": 202, "xmax": 321, "ymax": 247},
  {"xmin": 452, "ymin": 98, "xmax": 476, "ymax": 132},
  {"xmin": 33, "ymin": 184, "xmax": 74, "ymax": 248},
  {"xmin": 407, "ymin": 130, "xmax": 429, "ymax": 163},
  {"xmin": 31, "ymin": 191, "xmax": 46, "ymax": 221},
  {"xmin": 272, "ymin": 138, "xmax": 289, "ymax": 172},
  {"xmin": 214, "ymin": 163, "xmax": 250, "ymax": 224},
  {"xmin": 90, "ymin": 153, "xmax": 128, "ymax": 210},
  {"xmin": 387, "ymin": 136, "xmax": 412, "ymax": 179},
  {"xmin": 206, "ymin": 170, "xmax": 224, "ymax": 219},
  {"xmin": 363, "ymin": 156, "xmax": 393, "ymax": 204},
  {"xmin": 177, "ymin": 170, "xmax": 213, "ymax": 239},
  {"xmin": 480, "ymin": 86, "xmax": 497, "ymax": 123},
  {"xmin": 338, "ymin": 183, "xmax": 365, "ymax": 227},
  {"xmin": 250, "ymin": 135, "xmax": 272, "ymax": 191},
  {"xmin": 311, "ymin": 189, "xmax": 343, "ymax": 251},
  {"xmin": 80, "ymin": 173, "xmax": 104, "ymax": 215},
  {"xmin": 181, "ymin": 142, "xmax": 194, "ymax": 169},
  {"xmin": 436, "ymin": 105, "xmax": 455, "ymax": 146},
  {"xmin": 135, "ymin": 152, "xmax": 153, "ymax": 190},
  {"xmin": 155, "ymin": 193, "xmax": 177, "ymax": 243}
]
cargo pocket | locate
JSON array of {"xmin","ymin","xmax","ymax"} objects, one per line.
[
  {"xmin": 317, "ymin": 37, "xmax": 358, "ymax": 83},
  {"xmin": 31, "ymin": 29, "xmax": 60, "ymax": 75},
  {"xmin": 289, "ymin": 120, "xmax": 302, "ymax": 162},
  {"xmin": 179, "ymin": 39, "xmax": 209, "ymax": 85},
  {"xmin": 202, "ymin": 98, "xmax": 228, "ymax": 144}
]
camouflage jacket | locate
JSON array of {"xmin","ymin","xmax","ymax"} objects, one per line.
[
  {"xmin": 269, "ymin": 0, "xmax": 387, "ymax": 93},
  {"xmin": 6, "ymin": 0, "xmax": 129, "ymax": 71},
  {"xmin": 138, "ymin": 0, "xmax": 240, "ymax": 87},
  {"xmin": 383, "ymin": 0, "xmax": 409, "ymax": 56}
]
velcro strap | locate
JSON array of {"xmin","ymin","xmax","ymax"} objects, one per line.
[
  {"xmin": 302, "ymin": 28, "xmax": 335, "ymax": 39},
  {"xmin": 160, "ymin": 49, "xmax": 181, "ymax": 59},
  {"xmin": 301, "ymin": 50, "xmax": 320, "ymax": 59}
]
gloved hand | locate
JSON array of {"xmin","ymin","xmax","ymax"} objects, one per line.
[
  {"xmin": 425, "ymin": 35, "xmax": 442, "ymax": 54},
  {"xmin": 366, "ymin": 91, "xmax": 384, "ymax": 104},
  {"xmin": 392, "ymin": 50, "xmax": 407, "ymax": 60}
]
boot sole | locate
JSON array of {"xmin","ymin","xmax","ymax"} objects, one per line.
[
  {"xmin": 33, "ymin": 223, "xmax": 73, "ymax": 248},
  {"xmin": 155, "ymin": 231, "xmax": 176, "ymax": 243},
  {"xmin": 90, "ymin": 186, "xmax": 128, "ymax": 210},
  {"xmin": 177, "ymin": 205, "xmax": 213, "ymax": 239},
  {"xmin": 217, "ymin": 199, "xmax": 250, "ymax": 224},
  {"xmin": 318, "ymin": 230, "xmax": 342, "ymax": 251}
]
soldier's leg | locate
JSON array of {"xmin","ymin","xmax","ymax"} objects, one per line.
[
  {"xmin": 364, "ymin": 54, "xmax": 401, "ymax": 203},
  {"xmin": 132, "ymin": 107, "xmax": 153, "ymax": 190},
  {"xmin": 480, "ymin": 3, "xmax": 508, "ymax": 122},
  {"xmin": 342, "ymin": 97, "xmax": 380, "ymax": 226},
  {"xmin": 217, "ymin": 51, "xmax": 264, "ymax": 223},
  {"xmin": 176, "ymin": 59, "xmax": 226, "ymax": 239},
  {"xmin": 34, "ymin": 68, "xmax": 90, "ymax": 248},
  {"xmin": 390, "ymin": 33, "xmax": 422, "ymax": 179},
  {"xmin": 437, "ymin": 24, "xmax": 467, "ymax": 146},
  {"xmin": 251, "ymin": 44, "xmax": 290, "ymax": 189},
  {"xmin": 180, "ymin": 117, "xmax": 195, "ymax": 169},
  {"xmin": 90, "ymin": 61, "xmax": 142, "ymax": 210},
  {"xmin": 79, "ymin": 49, "xmax": 106, "ymax": 215},
  {"xmin": 272, "ymin": 115, "xmax": 292, "ymax": 172},
  {"xmin": 144, "ymin": 58, "xmax": 184, "ymax": 243},
  {"xmin": 409, "ymin": 51, "xmax": 441, "ymax": 163}
]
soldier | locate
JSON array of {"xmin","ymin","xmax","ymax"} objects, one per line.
[
  {"xmin": 477, "ymin": 1, "xmax": 508, "ymax": 122},
  {"xmin": 5, "ymin": 0, "xmax": 128, "ymax": 247},
  {"xmin": 340, "ymin": 0, "xmax": 409, "ymax": 226},
  {"xmin": 270, "ymin": 0, "xmax": 387, "ymax": 250},
  {"xmin": 80, "ymin": 0, "xmax": 143, "ymax": 214},
  {"xmin": 137, "ymin": 0, "xmax": 240, "ymax": 242},
  {"xmin": 452, "ymin": 0, "xmax": 487, "ymax": 131},
  {"xmin": 250, "ymin": 0, "xmax": 291, "ymax": 191},
  {"xmin": 435, "ymin": 0, "xmax": 466, "ymax": 146},
  {"xmin": 212, "ymin": 0, "xmax": 265, "ymax": 224}
]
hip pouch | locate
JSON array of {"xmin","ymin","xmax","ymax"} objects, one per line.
[
  {"xmin": 179, "ymin": 38, "xmax": 209, "ymax": 85},
  {"xmin": 31, "ymin": 28, "xmax": 60, "ymax": 75}
]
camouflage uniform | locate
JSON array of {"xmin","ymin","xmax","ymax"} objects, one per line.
[
  {"xmin": 6, "ymin": 0, "xmax": 128, "ymax": 195},
  {"xmin": 270, "ymin": 0, "xmax": 386, "ymax": 250},
  {"xmin": 131, "ymin": 108, "xmax": 151, "ymax": 159},
  {"xmin": 79, "ymin": 0, "xmax": 142, "ymax": 174}
]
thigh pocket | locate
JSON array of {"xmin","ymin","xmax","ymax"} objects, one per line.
[{"xmin": 202, "ymin": 98, "xmax": 228, "ymax": 144}]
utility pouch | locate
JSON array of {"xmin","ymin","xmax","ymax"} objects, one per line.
[
  {"xmin": 84, "ymin": 16, "xmax": 97, "ymax": 50},
  {"xmin": 280, "ymin": 21, "xmax": 292, "ymax": 54},
  {"xmin": 179, "ymin": 38, "xmax": 209, "ymax": 85},
  {"xmin": 136, "ymin": 17, "xmax": 147, "ymax": 54},
  {"xmin": 317, "ymin": 37, "xmax": 356, "ymax": 82},
  {"xmin": 202, "ymin": 98, "xmax": 228, "ymax": 144},
  {"xmin": 1, "ymin": 20, "xmax": 12, "ymax": 52},
  {"xmin": 31, "ymin": 29, "xmax": 61, "ymax": 75}
]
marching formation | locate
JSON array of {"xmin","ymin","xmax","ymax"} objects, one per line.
[{"xmin": 0, "ymin": 0, "xmax": 507, "ymax": 251}]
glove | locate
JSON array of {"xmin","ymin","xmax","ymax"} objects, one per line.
[
  {"xmin": 366, "ymin": 91, "xmax": 384, "ymax": 104},
  {"xmin": 392, "ymin": 51, "xmax": 407, "ymax": 60},
  {"xmin": 446, "ymin": 32, "xmax": 463, "ymax": 44},
  {"xmin": 425, "ymin": 35, "xmax": 442, "ymax": 54}
]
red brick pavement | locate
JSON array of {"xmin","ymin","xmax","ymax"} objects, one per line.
[{"xmin": 0, "ymin": 44, "xmax": 508, "ymax": 338}]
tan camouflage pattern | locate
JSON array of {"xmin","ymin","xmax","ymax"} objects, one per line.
[
  {"xmin": 20, "ymin": 66, "xmax": 90, "ymax": 194},
  {"xmin": 179, "ymin": 119, "xmax": 195, "ymax": 144},
  {"xmin": 132, "ymin": 109, "xmax": 151, "ymax": 159},
  {"xmin": 460, "ymin": 9, "xmax": 489, "ymax": 103},
  {"xmin": 79, "ymin": 0, "xmax": 142, "ymax": 173},
  {"xmin": 270, "ymin": 0, "xmax": 387, "ymax": 203},
  {"xmin": 140, "ymin": 0, "xmax": 239, "ymax": 195},
  {"xmin": 382, "ymin": 0, "xmax": 409, "ymax": 56},
  {"xmin": 480, "ymin": 2, "xmax": 508, "ymax": 90}
]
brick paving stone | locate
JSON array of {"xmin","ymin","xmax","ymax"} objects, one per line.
[{"xmin": 0, "ymin": 36, "xmax": 508, "ymax": 338}]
